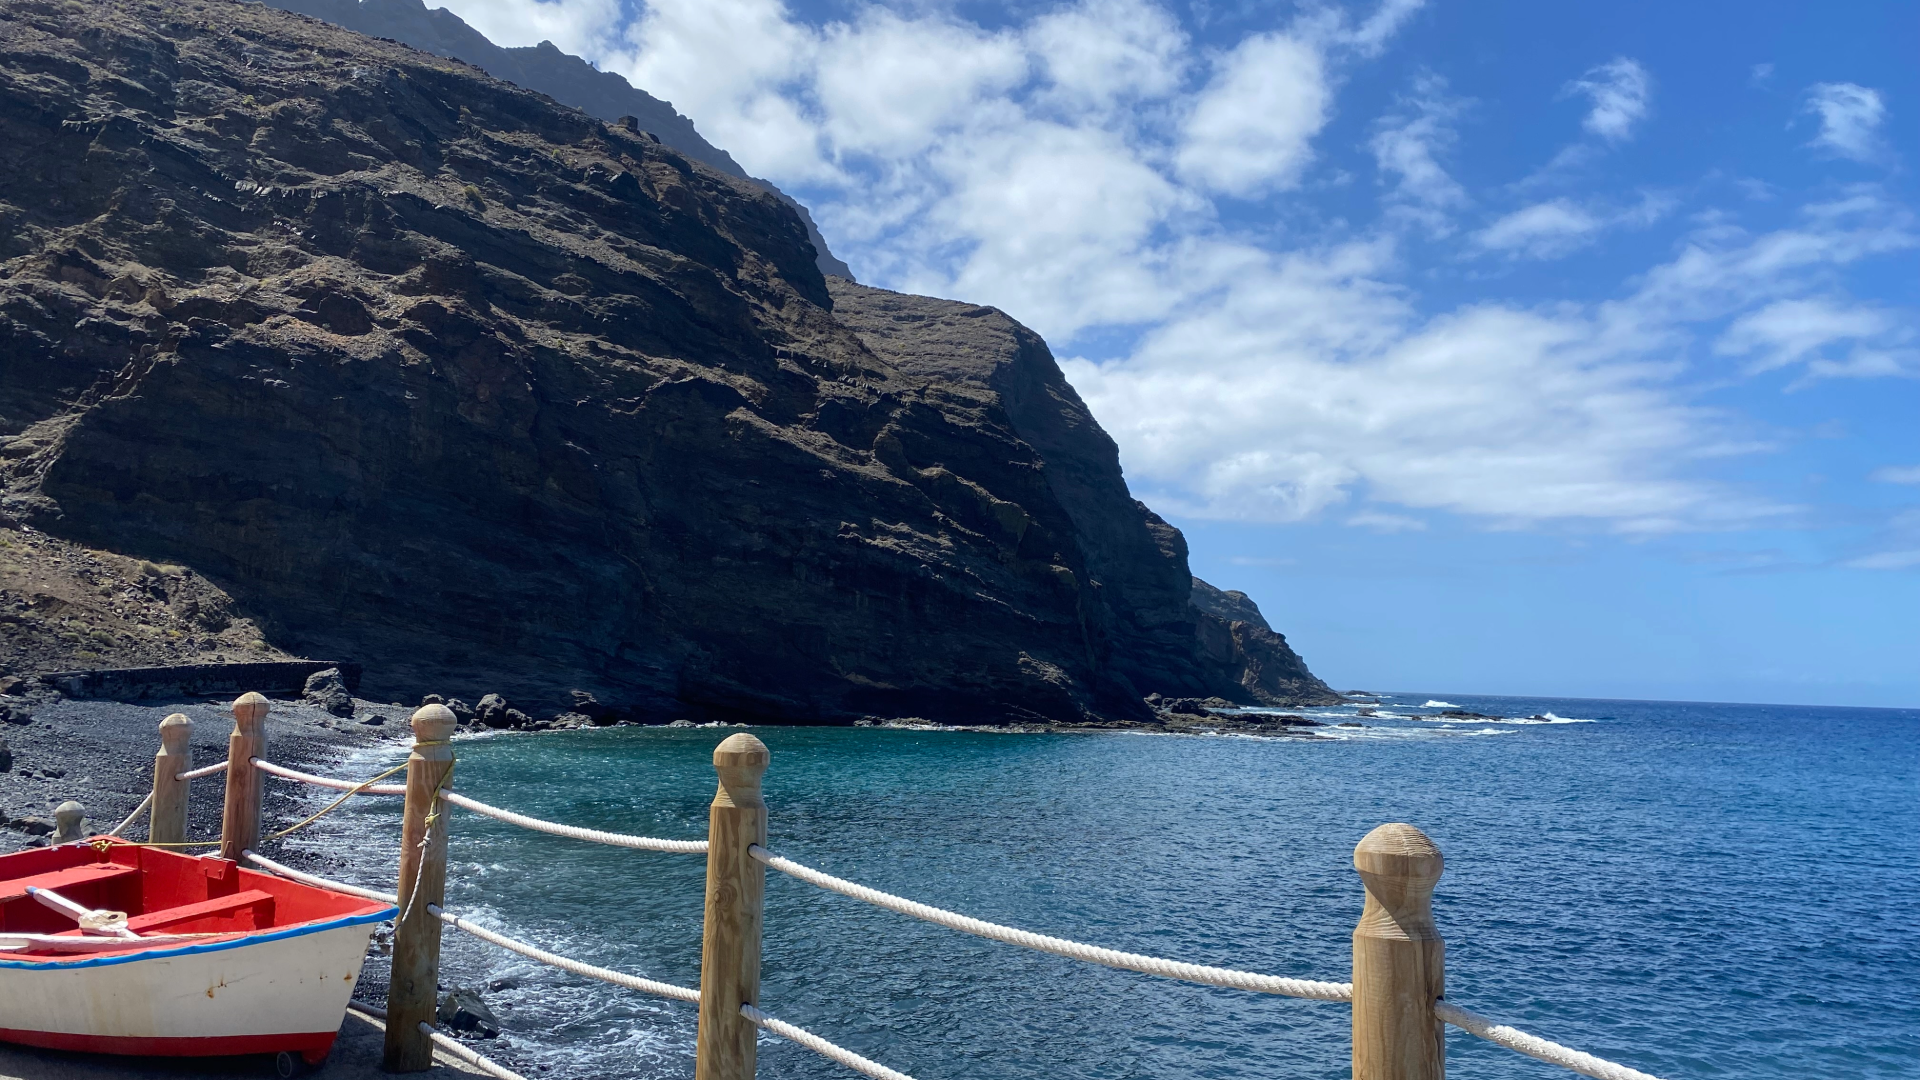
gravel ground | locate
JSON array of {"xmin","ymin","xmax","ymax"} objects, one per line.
[{"xmin": 0, "ymin": 692, "xmax": 419, "ymax": 855}]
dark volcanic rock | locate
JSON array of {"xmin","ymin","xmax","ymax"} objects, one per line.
[
  {"xmin": 1191, "ymin": 577, "xmax": 1269, "ymax": 631},
  {"xmin": 1187, "ymin": 576, "xmax": 1332, "ymax": 704},
  {"xmin": 303, "ymin": 667, "xmax": 355, "ymax": 716},
  {"xmin": 437, "ymin": 986, "xmax": 501, "ymax": 1038},
  {"xmin": 825, "ymin": 284, "xmax": 1340, "ymax": 712},
  {"xmin": 0, "ymin": 0, "xmax": 1335, "ymax": 724},
  {"xmin": 268, "ymin": 0, "xmax": 853, "ymax": 280}
]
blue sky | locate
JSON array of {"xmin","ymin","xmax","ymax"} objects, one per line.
[{"xmin": 437, "ymin": 0, "xmax": 1918, "ymax": 706}]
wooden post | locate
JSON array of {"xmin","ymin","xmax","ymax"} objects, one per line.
[
  {"xmin": 384, "ymin": 704, "xmax": 457, "ymax": 1072},
  {"xmin": 150, "ymin": 713, "xmax": 193, "ymax": 845},
  {"xmin": 694, "ymin": 733, "xmax": 769, "ymax": 1080},
  {"xmin": 1352, "ymin": 823, "xmax": 1445, "ymax": 1080},
  {"xmin": 219, "ymin": 692, "xmax": 270, "ymax": 862}
]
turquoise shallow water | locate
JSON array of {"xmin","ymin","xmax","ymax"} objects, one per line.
[{"xmin": 297, "ymin": 695, "xmax": 1919, "ymax": 1080}]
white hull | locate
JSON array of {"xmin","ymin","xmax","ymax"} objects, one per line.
[{"xmin": 0, "ymin": 914, "xmax": 384, "ymax": 1056}]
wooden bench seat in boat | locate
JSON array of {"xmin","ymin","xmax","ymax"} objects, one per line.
[
  {"xmin": 0, "ymin": 863, "xmax": 139, "ymax": 905},
  {"xmin": 126, "ymin": 889, "xmax": 276, "ymax": 933}
]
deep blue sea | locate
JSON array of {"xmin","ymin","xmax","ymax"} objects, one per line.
[{"xmin": 293, "ymin": 694, "xmax": 1919, "ymax": 1080}]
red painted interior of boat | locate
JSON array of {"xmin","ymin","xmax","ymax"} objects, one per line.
[{"xmin": 0, "ymin": 839, "xmax": 388, "ymax": 958}]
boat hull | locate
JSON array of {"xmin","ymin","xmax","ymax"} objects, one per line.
[{"xmin": 0, "ymin": 913, "xmax": 385, "ymax": 1057}]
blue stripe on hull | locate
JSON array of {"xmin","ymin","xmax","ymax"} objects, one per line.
[{"xmin": 0, "ymin": 907, "xmax": 396, "ymax": 971}]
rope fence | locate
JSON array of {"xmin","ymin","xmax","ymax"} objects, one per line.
[
  {"xmin": 253, "ymin": 758, "xmax": 406, "ymax": 795},
  {"xmin": 346, "ymin": 1000, "xmax": 531, "ymax": 1080},
  {"xmin": 187, "ymin": 697, "xmax": 1682, "ymax": 1080},
  {"xmin": 442, "ymin": 791, "xmax": 709, "ymax": 854},
  {"xmin": 427, "ymin": 904, "xmax": 702, "ymax": 1005},
  {"xmin": 109, "ymin": 792, "xmax": 152, "ymax": 837},
  {"xmin": 1436, "ymin": 1002, "xmax": 1666, "ymax": 1080},
  {"xmin": 241, "ymin": 850, "xmax": 400, "ymax": 905},
  {"xmin": 740, "ymin": 1004, "xmax": 917, "ymax": 1080},
  {"xmin": 176, "ymin": 760, "xmax": 229, "ymax": 781},
  {"xmin": 750, "ymin": 845, "xmax": 1354, "ymax": 1001}
]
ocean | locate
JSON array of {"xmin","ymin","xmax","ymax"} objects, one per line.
[{"xmin": 291, "ymin": 694, "xmax": 1919, "ymax": 1080}]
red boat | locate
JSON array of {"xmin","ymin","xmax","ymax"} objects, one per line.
[{"xmin": 0, "ymin": 838, "xmax": 393, "ymax": 1063}]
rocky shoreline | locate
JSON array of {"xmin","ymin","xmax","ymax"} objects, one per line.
[{"xmin": 0, "ymin": 672, "xmax": 1350, "ymax": 855}]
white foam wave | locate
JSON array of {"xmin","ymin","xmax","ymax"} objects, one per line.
[{"xmin": 1422, "ymin": 700, "xmax": 1459, "ymax": 708}]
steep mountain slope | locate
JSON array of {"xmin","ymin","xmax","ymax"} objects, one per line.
[
  {"xmin": 268, "ymin": 0, "xmax": 853, "ymax": 279},
  {"xmin": 0, "ymin": 0, "xmax": 1336, "ymax": 720}
]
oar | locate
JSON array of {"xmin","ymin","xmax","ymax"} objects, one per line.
[
  {"xmin": 25, "ymin": 886, "xmax": 138, "ymax": 938},
  {"xmin": 0, "ymin": 932, "xmax": 228, "ymax": 953}
]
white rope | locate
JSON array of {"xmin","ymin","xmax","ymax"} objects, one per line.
[
  {"xmin": 417, "ymin": 1020, "xmax": 532, "ymax": 1080},
  {"xmin": 110, "ymin": 793, "xmax": 152, "ymax": 837},
  {"xmin": 176, "ymin": 760, "xmax": 229, "ymax": 781},
  {"xmin": 253, "ymin": 759, "xmax": 406, "ymax": 795},
  {"xmin": 749, "ymin": 846, "xmax": 1352, "ymax": 1001},
  {"xmin": 346, "ymin": 1001, "xmax": 531, "ymax": 1080},
  {"xmin": 240, "ymin": 850, "xmax": 400, "ymax": 905},
  {"xmin": 428, "ymin": 904, "xmax": 701, "ymax": 1005},
  {"xmin": 442, "ymin": 792, "xmax": 708, "ymax": 854},
  {"xmin": 741, "ymin": 1004, "xmax": 917, "ymax": 1080},
  {"xmin": 1437, "ymin": 1002, "xmax": 1668, "ymax": 1080}
]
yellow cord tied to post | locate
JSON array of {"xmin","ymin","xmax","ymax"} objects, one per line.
[{"xmin": 260, "ymin": 760, "xmax": 414, "ymax": 842}]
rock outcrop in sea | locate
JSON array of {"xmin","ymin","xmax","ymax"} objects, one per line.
[{"xmin": 0, "ymin": 0, "xmax": 1339, "ymax": 723}]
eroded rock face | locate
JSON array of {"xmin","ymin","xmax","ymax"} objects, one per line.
[
  {"xmin": 265, "ymin": 0, "xmax": 854, "ymax": 280},
  {"xmin": 0, "ymin": 0, "xmax": 1336, "ymax": 721}
]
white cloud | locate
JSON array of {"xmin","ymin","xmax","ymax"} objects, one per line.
[
  {"xmin": 1472, "ymin": 192, "xmax": 1674, "ymax": 259},
  {"xmin": 612, "ymin": 0, "xmax": 830, "ymax": 180},
  {"xmin": 1028, "ymin": 0, "xmax": 1188, "ymax": 113},
  {"xmin": 1069, "ymin": 195, "xmax": 1915, "ymax": 531},
  {"xmin": 1371, "ymin": 75, "xmax": 1468, "ymax": 234},
  {"xmin": 1565, "ymin": 57, "xmax": 1652, "ymax": 142},
  {"xmin": 1803, "ymin": 82, "xmax": 1888, "ymax": 162},
  {"xmin": 1845, "ymin": 510, "xmax": 1920, "ymax": 570},
  {"xmin": 927, "ymin": 120, "xmax": 1195, "ymax": 333},
  {"xmin": 438, "ymin": 0, "xmax": 1916, "ymax": 537},
  {"xmin": 1349, "ymin": 0, "xmax": 1427, "ymax": 56},
  {"xmin": 1871, "ymin": 466, "xmax": 1920, "ymax": 484},
  {"xmin": 1847, "ymin": 549, "xmax": 1920, "ymax": 570},
  {"xmin": 1348, "ymin": 511, "xmax": 1428, "ymax": 532},
  {"xmin": 1473, "ymin": 199, "xmax": 1603, "ymax": 258},
  {"xmin": 1175, "ymin": 33, "xmax": 1331, "ymax": 197},
  {"xmin": 1714, "ymin": 298, "xmax": 1911, "ymax": 376},
  {"xmin": 1621, "ymin": 192, "xmax": 1916, "ymax": 327},
  {"xmin": 814, "ymin": 11, "xmax": 1027, "ymax": 159},
  {"xmin": 432, "ymin": 0, "xmax": 622, "ymax": 57}
]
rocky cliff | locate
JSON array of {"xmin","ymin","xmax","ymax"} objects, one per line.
[
  {"xmin": 0, "ymin": 0, "xmax": 1337, "ymax": 722},
  {"xmin": 266, "ymin": 0, "xmax": 853, "ymax": 280}
]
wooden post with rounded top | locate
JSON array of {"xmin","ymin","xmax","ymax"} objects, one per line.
[
  {"xmin": 694, "ymin": 733, "xmax": 770, "ymax": 1080},
  {"xmin": 218, "ymin": 693, "xmax": 269, "ymax": 862},
  {"xmin": 1352, "ymin": 823, "xmax": 1446, "ymax": 1080},
  {"xmin": 150, "ymin": 713, "xmax": 193, "ymax": 845},
  {"xmin": 384, "ymin": 704, "xmax": 458, "ymax": 1072}
]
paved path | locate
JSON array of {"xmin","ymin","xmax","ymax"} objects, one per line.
[{"xmin": 0, "ymin": 1011, "xmax": 486, "ymax": 1080}]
